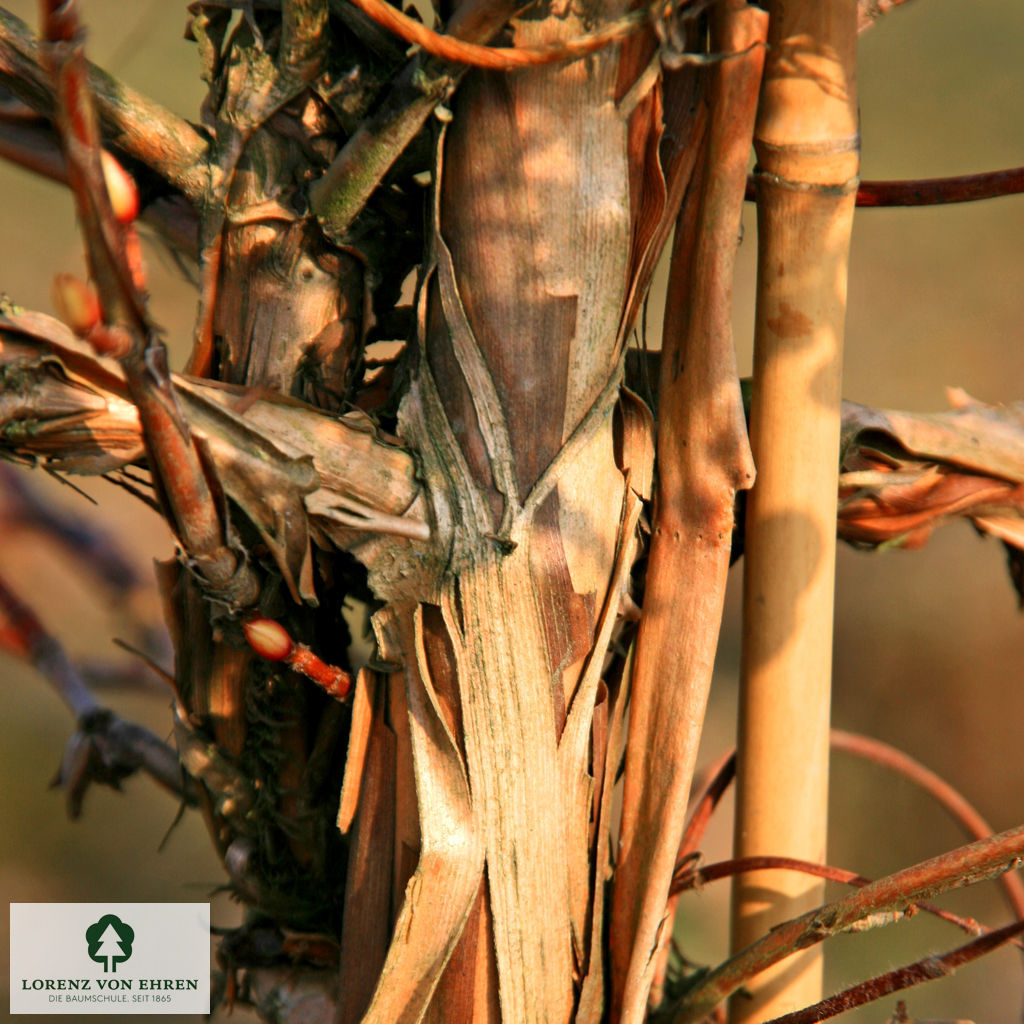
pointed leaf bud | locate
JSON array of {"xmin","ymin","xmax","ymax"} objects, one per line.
[{"xmin": 101, "ymin": 151, "xmax": 140, "ymax": 224}]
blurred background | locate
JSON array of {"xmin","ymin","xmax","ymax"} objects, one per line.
[{"xmin": 1, "ymin": 0, "xmax": 1022, "ymax": 1021}]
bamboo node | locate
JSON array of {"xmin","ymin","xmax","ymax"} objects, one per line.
[{"xmin": 754, "ymin": 168, "xmax": 859, "ymax": 197}]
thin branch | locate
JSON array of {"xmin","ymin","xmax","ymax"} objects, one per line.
[
  {"xmin": 0, "ymin": 570, "xmax": 192, "ymax": 812},
  {"xmin": 347, "ymin": 0, "xmax": 652, "ymax": 69},
  {"xmin": 673, "ymin": 854, "xmax": 1022, "ymax": 948},
  {"xmin": 743, "ymin": 167, "xmax": 1024, "ymax": 207},
  {"xmin": 0, "ymin": 463, "xmax": 140, "ymax": 592},
  {"xmin": 0, "ymin": 565, "xmax": 95, "ymax": 718},
  {"xmin": 831, "ymin": 730, "xmax": 1024, "ymax": 921},
  {"xmin": 665, "ymin": 737, "xmax": 1023, "ymax": 1017},
  {"xmin": 42, "ymin": 2, "xmax": 258, "ymax": 606},
  {"xmin": 0, "ymin": 6, "xmax": 207, "ymax": 202},
  {"xmin": 649, "ymin": 749, "xmax": 737, "ymax": 1005},
  {"xmin": 765, "ymin": 919, "xmax": 1024, "ymax": 1024},
  {"xmin": 671, "ymin": 825, "xmax": 1024, "ymax": 1023},
  {"xmin": 679, "ymin": 749, "xmax": 736, "ymax": 859},
  {"xmin": 854, "ymin": 167, "xmax": 1024, "ymax": 205},
  {"xmin": 672, "ymin": 733, "xmax": 1024, "ymax": 928}
]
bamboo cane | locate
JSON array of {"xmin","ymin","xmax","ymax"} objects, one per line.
[{"xmin": 730, "ymin": 1, "xmax": 859, "ymax": 1020}]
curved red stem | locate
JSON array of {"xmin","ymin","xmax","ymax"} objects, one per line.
[
  {"xmin": 672, "ymin": 853, "xmax": 1022, "ymax": 948},
  {"xmin": 744, "ymin": 166, "xmax": 1024, "ymax": 206},
  {"xmin": 764, "ymin": 918, "xmax": 1024, "ymax": 1024},
  {"xmin": 675, "ymin": 730, "xmax": 1024, "ymax": 924}
]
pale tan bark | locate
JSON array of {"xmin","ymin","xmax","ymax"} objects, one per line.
[
  {"xmin": 358, "ymin": 2, "xmax": 654, "ymax": 1017},
  {"xmin": 610, "ymin": 6, "xmax": 765, "ymax": 1019},
  {"xmin": 730, "ymin": 1, "xmax": 860, "ymax": 1019}
]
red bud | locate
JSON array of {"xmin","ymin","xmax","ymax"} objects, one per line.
[
  {"xmin": 244, "ymin": 618, "xmax": 293, "ymax": 661},
  {"xmin": 101, "ymin": 150, "xmax": 140, "ymax": 224},
  {"xmin": 86, "ymin": 324, "xmax": 133, "ymax": 359},
  {"xmin": 52, "ymin": 273, "xmax": 100, "ymax": 335}
]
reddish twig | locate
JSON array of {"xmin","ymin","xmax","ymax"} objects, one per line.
[
  {"xmin": 346, "ymin": 0, "xmax": 652, "ymax": 69},
  {"xmin": 744, "ymin": 167, "xmax": 1024, "ymax": 207},
  {"xmin": 672, "ymin": 854, "xmax": 1021, "ymax": 948},
  {"xmin": 831, "ymin": 730, "xmax": 1024, "ymax": 922},
  {"xmin": 41, "ymin": 1, "xmax": 258, "ymax": 606},
  {"xmin": 671, "ymin": 825, "xmax": 1024, "ymax": 1023},
  {"xmin": 679, "ymin": 749, "xmax": 736, "ymax": 859},
  {"xmin": 673, "ymin": 854, "xmax": 853, "ymax": 892},
  {"xmin": 666, "ymin": 734, "xmax": 1024, "ymax": 1019},
  {"xmin": 0, "ymin": 565, "xmax": 95, "ymax": 717},
  {"xmin": 764, "ymin": 918, "xmax": 1024, "ymax": 1024},
  {"xmin": 648, "ymin": 750, "xmax": 738, "ymax": 1005},
  {"xmin": 0, "ymin": 6, "xmax": 207, "ymax": 200},
  {"xmin": 244, "ymin": 618, "xmax": 352, "ymax": 701},
  {"xmin": 673, "ymin": 732, "xmax": 1024, "ymax": 925},
  {"xmin": 854, "ymin": 167, "xmax": 1024, "ymax": 206}
]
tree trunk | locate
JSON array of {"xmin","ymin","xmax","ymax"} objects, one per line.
[
  {"xmin": 358, "ymin": 2, "xmax": 661, "ymax": 1016},
  {"xmin": 169, "ymin": 0, "xmax": 689, "ymax": 1018}
]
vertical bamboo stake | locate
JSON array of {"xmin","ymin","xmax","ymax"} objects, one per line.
[{"xmin": 730, "ymin": 1, "xmax": 858, "ymax": 1021}]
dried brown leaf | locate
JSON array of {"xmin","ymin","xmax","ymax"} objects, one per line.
[
  {"xmin": 337, "ymin": 675, "xmax": 398, "ymax": 1024},
  {"xmin": 357, "ymin": 604, "xmax": 483, "ymax": 1024},
  {"xmin": 337, "ymin": 667, "xmax": 375, "ymax": 834},
  {"xmin": 842, "ymin": 395, "xmax": 1024, "ymax": 486},
  {"xmin": 0, "ymin": 311, "xmax": 429, "ymax": 592},
  {"xmin": 839, "ymin": 397, "xmax": 1024, "ymax": 580}
]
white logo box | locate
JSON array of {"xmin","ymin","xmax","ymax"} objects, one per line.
[{"xmin": 10, "ymin": 903, "xmax": 210, "ymax": 1015}]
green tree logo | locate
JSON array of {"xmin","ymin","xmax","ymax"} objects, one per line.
[{"xmin": 85, "ymin": 914, "xmax": 135, "ymax": 973}]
